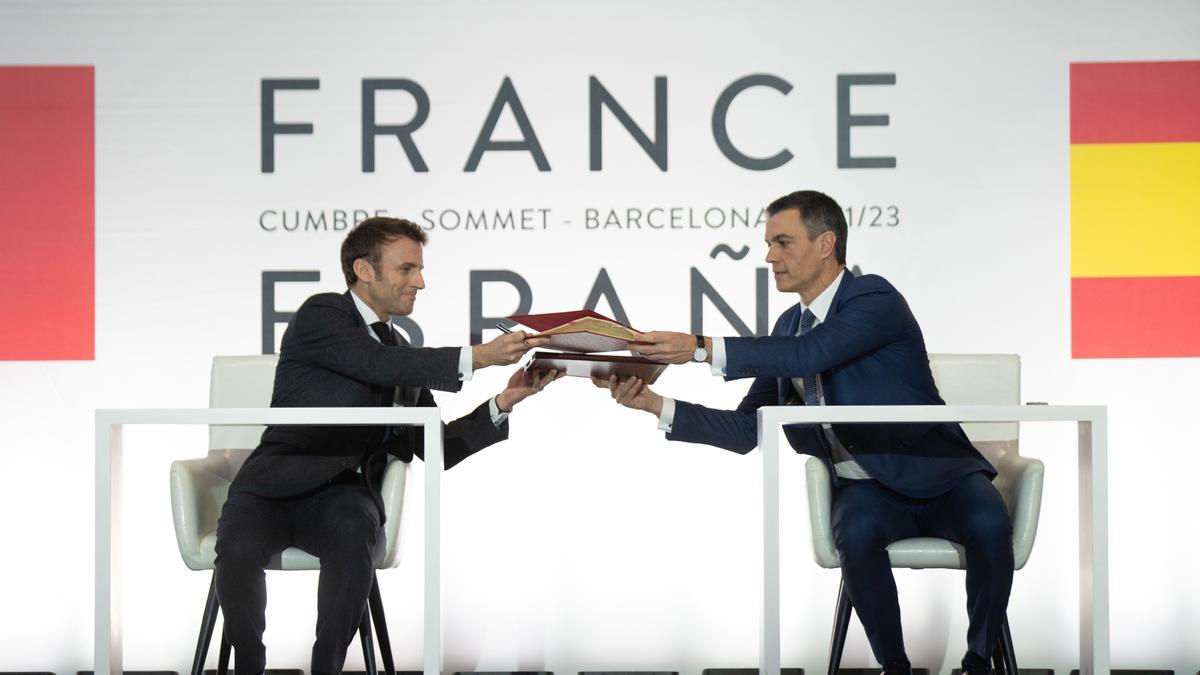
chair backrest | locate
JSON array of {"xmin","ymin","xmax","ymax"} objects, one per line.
[
  {"xmin": 209, "ymin": 354, "xmax": 278, "ymax": 447},
  {"xmin": 927, "ymin": 353, "xmax": 1020, "ymax": 465},
  {"xmin": 207, "ymin": 354, "xmax": 279, "ymax": 478}
]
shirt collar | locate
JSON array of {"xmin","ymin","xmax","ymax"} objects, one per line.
[
  {"xmin": 800, "ymin": 268, "xmax": 845, "ymax": 324},
  {"xmin": 349, "ymin": 289, "xmax": 389, "ymax": 330}
]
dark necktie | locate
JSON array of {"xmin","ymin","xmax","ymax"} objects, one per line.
[
  {"xmin": 370, "ymin": 321, "xmax": 398, "ymax": 409},
  {"xmin": 364, "ymin": 321, "xmax": 401, "ymax": 486},
  {"xmin": 371, "ymin": 321, "xmax": 398, "ymax": 347}
]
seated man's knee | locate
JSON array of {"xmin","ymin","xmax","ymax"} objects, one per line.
[
  {"xmin": 322, "ymin": 507, "xmax": 382, "ymax": 550},
  {"xmin": 973, "ymin": 498, "xmax": 1012, "ymax": 534},
  {"xmin": 833, "ymin": 515, "xmax": 890, "ymax": 557},
  {"xmin": 215, "ymin": 534, "xmax": 272, "ymax": 570},
  {"xmin": 960, "ymin": 502, "xmax": 1013, "ymax": 554}
]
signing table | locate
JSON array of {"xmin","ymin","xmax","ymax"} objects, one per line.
[
  {"xmin": 754, "ymin": 404, "xmax": 1109, "ymax": 675},
  {"xmin": 94, "ymin": 407, "xmax": 445, "ymax": 675},
  {"xmin": 95, "ymin": 404, "xmax": 1108, "ymax": 675}
]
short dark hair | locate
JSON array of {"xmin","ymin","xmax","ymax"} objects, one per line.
[
  {"xmin": 340, "ymin": 217, "xmax": 428, "ymax": 286},
  {"xmin": 766, "ymin": 190, "xmax": 847, "ymax": 265}
]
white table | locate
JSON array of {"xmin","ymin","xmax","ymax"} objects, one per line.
[
  {"xmin": 94, "ymin": 407, "xmax": 445, "ymax": 675},
  {"xmin": 755, "ymin": 404, "xmax": 1108, "ymax": 675}
]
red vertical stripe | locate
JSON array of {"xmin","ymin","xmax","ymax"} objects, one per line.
[
  {"xmin": 1071, "ymin": 276, "xmax": 1200, "ymax": 358},
  {"xmin": 0, "ymin": 66, "xmax": 94, "ymax": 360},
  {"xmin": 1071, "ymin": 61, "xmax": 1200, "ymax": 144}
]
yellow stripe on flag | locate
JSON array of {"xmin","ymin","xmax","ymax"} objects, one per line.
[{"xmin": 1071, "ymin": 142, "xmax": 1200, "ymax": 277}]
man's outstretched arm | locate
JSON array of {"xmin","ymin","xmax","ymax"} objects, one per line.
[{"xmin": 590, "ymin": 373, "xmax": 777, "ymax": 455}]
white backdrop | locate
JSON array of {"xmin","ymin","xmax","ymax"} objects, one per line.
[{"xmin": 1, "ymin": 1, "xmax": 1198, "ymax": 673}]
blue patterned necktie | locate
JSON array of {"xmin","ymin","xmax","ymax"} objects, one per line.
[
  {"xmin": 799, "ymin": 309, "xmax": 821, "ymax": 408},
  {"xmin": 798, "ymin": 308, "xmax": 836, "ymax": 458}
]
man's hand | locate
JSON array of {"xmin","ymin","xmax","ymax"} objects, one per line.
[
  {"xmin": 633, "ymin": 331, "xmax": 711, "ymax": 365},
  {"xmin": 496, "ymin": 368, "xmax": 564, "ymax": 412},
  {"xmin": 591, "ymin": 374, "xmax": 664, "ymax": 417},
  {"xmin": 473, "ymin": 331, "xmax": 551, "ymax": 368}
]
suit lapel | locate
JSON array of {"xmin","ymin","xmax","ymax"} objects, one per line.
[
  {"xmin": 344, "ymin": 291, "xmax": 414, "ymax": 407},
  {"xmin": 777, "ymin": 303, "xmax": 802, "ymax": 405},
  {"xmin": 825, "ymin": 268, "xmax": 856, "ymax": 321},
  {"xmin": 773, "ymin": 271, "xmax": 853, "ymax": 405},
  {"xmin": 784, "ymin": 302, "xmax": 802, "ymax": 337},
  {"xmin": 386, "ymin": 329, "xmax": 422, "ymax": 406},
  {"xmin": 342, "ymin": 290, "xmax": 368, "ymax": 329},
  {"xmin": 814, "ymin": 269, "xmax": 856, "ymax": 403}
]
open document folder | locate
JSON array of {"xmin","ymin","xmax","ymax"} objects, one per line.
[{"xmin": 507, "ymin": 309, "xmax": 646, "ymax": 353}]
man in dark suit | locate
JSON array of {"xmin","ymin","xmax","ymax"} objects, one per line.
[
  {"xmin": 216, "ymin": 217, "xmax": 560, "ymax": 675},
  {"xmin": 594, "ymin": 191, "xmax": 1012, "ymax": 675}
]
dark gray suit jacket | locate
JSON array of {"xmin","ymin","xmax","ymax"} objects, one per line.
[{"xmin": 231, "ymin": 291, "xmax": 508, "ymax": 516}]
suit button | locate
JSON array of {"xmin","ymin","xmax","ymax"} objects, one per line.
[{"xmin": 338, "ymin": 460, "xmax": 348, "ymax": 467}]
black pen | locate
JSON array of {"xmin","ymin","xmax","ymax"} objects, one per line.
[{"xmin": 495, "ymin": 323, "xmax": 533, "ymax": 346}]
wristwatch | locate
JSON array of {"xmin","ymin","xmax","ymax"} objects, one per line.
[{"xmin": 692, "ymin": 335, "xmax": 708, "ymax": 363}]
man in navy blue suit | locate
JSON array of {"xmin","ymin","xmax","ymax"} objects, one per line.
[{"xmin": 595, "ymin": 190, "xmax": 1012, "ymax": 675}]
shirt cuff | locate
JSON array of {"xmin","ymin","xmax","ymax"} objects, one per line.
[
  {"xmin": 710, "ymin": 337, "xmax": 727, "ymax": 375},
  {"xmin": 489, "ymin": 396, "xmax": 509, "ymax": 427},
  {"xmin": 458, "ymin": 347, "xmax": 474, "ymax": 381},
  {"xmin": 657, "ymin": 397, "xmax": 677, "ymax": 433}
]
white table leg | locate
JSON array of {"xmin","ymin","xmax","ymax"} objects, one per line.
[
  {"xmin": 1078, "ymin": 415, "xmax": 1110, "ymax": 675},
  {"xmin": 95, "ymin": 416, "xmax": 122, "ymax": 675},
  {"xmin": 424, "ymin": 414, "xmax": 443, "ymax": 675},
  {"xmin": 759, "ymin": 411, "xmax": 781, "ymax": 675}
]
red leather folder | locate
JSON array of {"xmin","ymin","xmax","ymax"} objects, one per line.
[
  {"xmin": 508, "ymin": 309, "xmax": 614, "ymax": 331},
  {"xmin": 508, "ymin": 310, "xmax": 645, "ymax": 353}
]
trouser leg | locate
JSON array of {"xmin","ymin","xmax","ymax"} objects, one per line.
[
  {"xmin": 292, "ymin": 481, "xmax": 385, "ymax": 675},
  {"xmin": 214, "ymin": 490, "xmax": 292, "ymax": 675},
  {"xmin": 831, "ymin": 480, "xmax": 920, "ymax": 665},
  {"xmin": 920, "ymin": 471, "xmax": 1014, "ymax": 658}
]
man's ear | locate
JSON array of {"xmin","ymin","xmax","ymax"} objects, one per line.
[
  {"xmin": 819, "ymin": 230, "xmax": 837, "ymax": 259},
  {"xmin": 353, "ymin": 258, "xmax": 375, "ymax": 283}
]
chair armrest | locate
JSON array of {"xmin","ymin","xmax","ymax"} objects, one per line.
[
  {"xmin": 378, "ymin": 459, "xmax": 409, "ymax": 568},
  {"xmin": 805, "ymin": 457, "xmax": 840, "ymax": 568},
  {"xmin": 169, "ymin": 456, "xmax": 233, "ymax": 571},
  {"xmin": 1005, "ymin": 455, "xmax": 1045, "ymax": 569}
]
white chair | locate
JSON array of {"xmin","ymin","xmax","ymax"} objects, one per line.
[
  {"xmin": 804, "ymin": 353, "xmax": 1044, "ymax": 675},
  {"xmin": 169, "ymin": 355, "xmax": 408, "ymax": 675}
]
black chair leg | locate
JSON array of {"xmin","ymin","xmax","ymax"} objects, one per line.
[
  {"xmin": 990, "ymin": 645, "xmax": 1005, "ymax": 674},
  {"xmin": 191, "ymin": 573, "xmax": 222, "ymax": 675},
  {"xmin": 217, "ymin": 625, "xmax": 232, "ymax": 675},
  {"xmin": 827, "ymin": 577, "xmax": 853, "ymax": 675},
  {"xmin": 999, "ymin": 614, "xmax": 1018, "ymax": 675},
  {"xmin": 991, "ymin": 634, "xmax": 1007, "ymax": 674},
  {"xmin": 368, "ymin": 573, "xmax": 397, "ymax": 675},
  {"xmin": 360, "ymin": 603, "xmax": 379, "ymax": 675}
]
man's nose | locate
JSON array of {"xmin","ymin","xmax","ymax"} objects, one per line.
[{"xmin": 414, "ymin": 270, "xmax": 426, "ymax": 289}]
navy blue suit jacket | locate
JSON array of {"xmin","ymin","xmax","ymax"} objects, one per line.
[{"xmin": 667, "ymin": 271, "xmax": 993, "ymax": 499}]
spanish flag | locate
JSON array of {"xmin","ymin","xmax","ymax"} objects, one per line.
[{"xmin": 1071, "ymin": 61, "xmax": 1200, "ymax": 359}]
